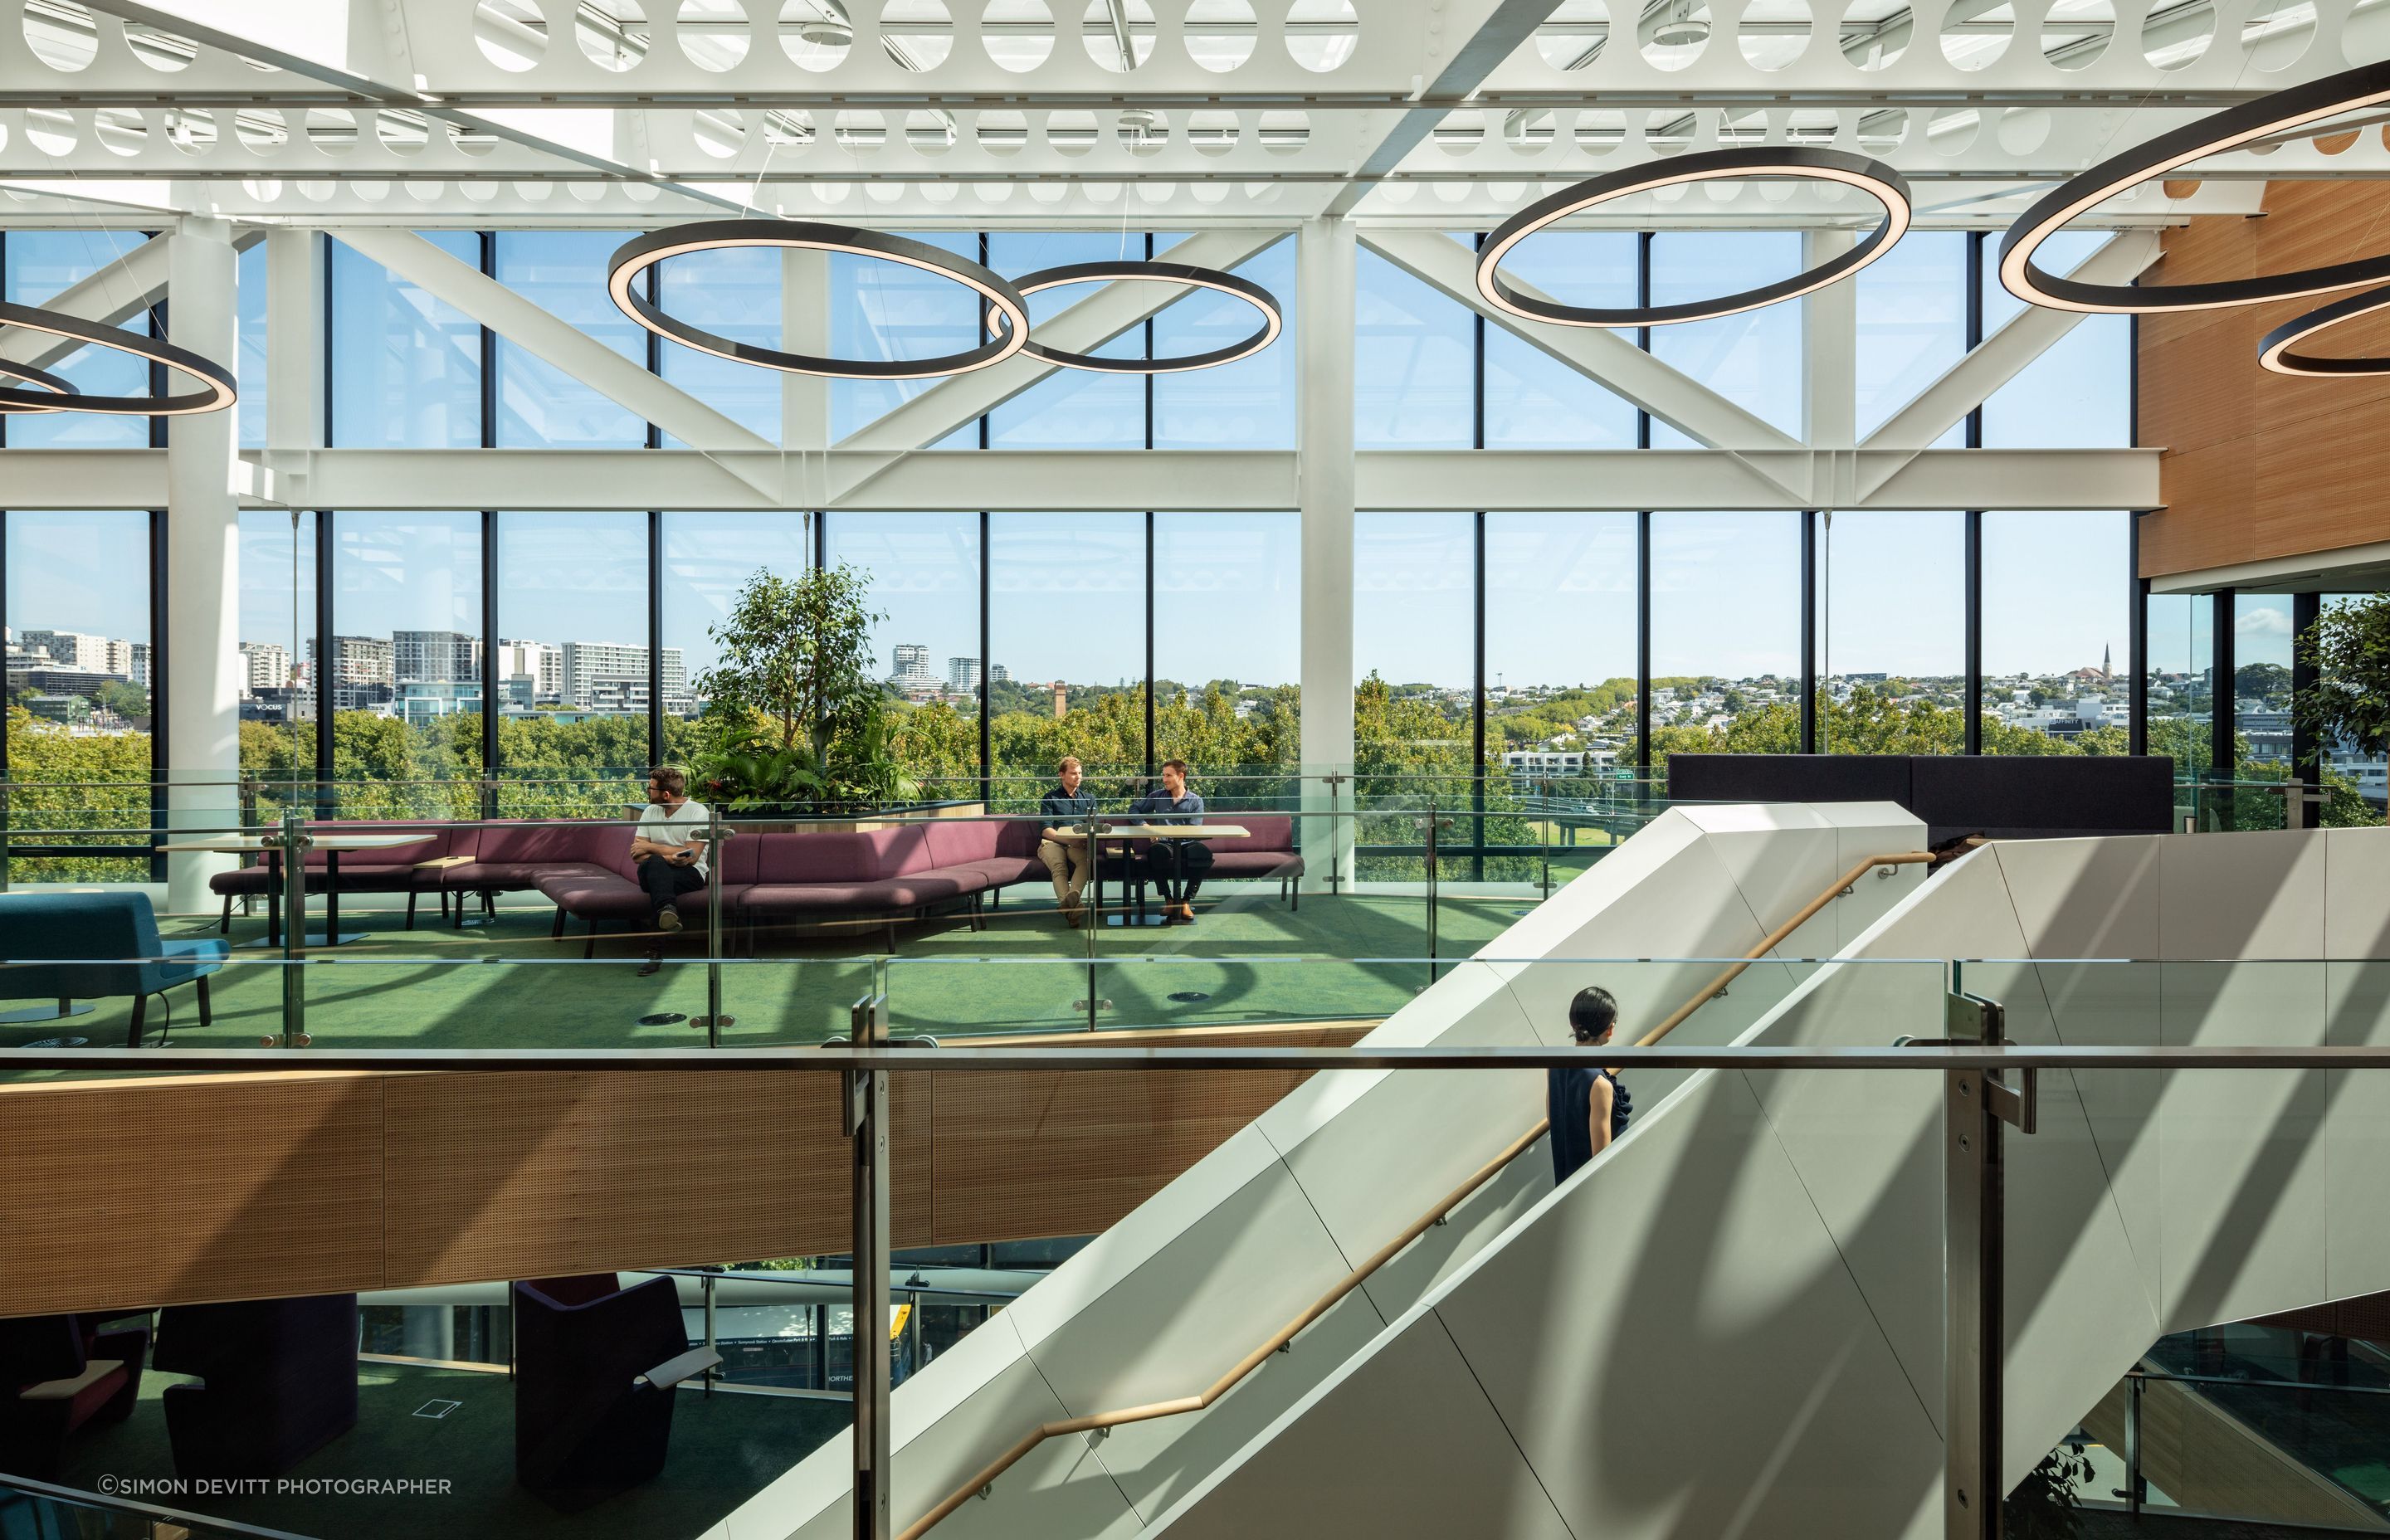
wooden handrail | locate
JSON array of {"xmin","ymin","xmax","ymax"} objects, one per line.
[{"xmin": 899, "ymin": 848, "xmax": 1936, "ymax": 1540}]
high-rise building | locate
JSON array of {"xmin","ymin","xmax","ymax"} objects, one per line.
[
  {"xmin": 239, "ymin": 642, "xmax": 290, "ymax": 694},
  {"xmin": 17, "ymin": 630, "xmax": 108, "ymax": 671},
  {"xmin": 393, "ymin": 630, "xmax": 480, "ymax": 685},
  {"xmin": 309, "ymin": 635, "xmax": 397, "ymax": 713},
  {"xmin": 558, "ymin": 641, "xmax": 691, "ymax": 713},
  {"xmin": 989, "ymin": 663, "xmax": 1012, "ymax": 685},
  {"xmin": 948, "ymin": 656, "xmax": 982, "ymax": 691},
  {"xmin": 495, "ymin": 639, "xmax": 563, "ymax": 701},
  {"xmin": 893, "ymin": 642, "xmax": 929, "ymax": 678}
]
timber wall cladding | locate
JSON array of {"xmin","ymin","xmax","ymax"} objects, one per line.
[
  {"xmin": 2141, "ymin": 178, "xmax": 2390, "ymax": 579},
  {"xmin": 0, "ymin": 1023, "xmax": 1373, "ymax": 1318}
]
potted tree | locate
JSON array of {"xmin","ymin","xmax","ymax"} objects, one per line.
[{"xmin": 690, "ymin": 564, "xmax": 919, "ymax": 819}]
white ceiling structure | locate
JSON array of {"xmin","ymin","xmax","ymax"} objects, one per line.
[{"xmin": 1, "ymin": 0, "xmax": 2383, "ymax": 227}]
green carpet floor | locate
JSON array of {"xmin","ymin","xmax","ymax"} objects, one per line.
[
  {"xmin": 2, "ymin": 887, "xmax": 1532, "ymax": 1068},
  {"xmin": 46, "ymin": 1358, "xmax": 846, "ymax": 1540}
]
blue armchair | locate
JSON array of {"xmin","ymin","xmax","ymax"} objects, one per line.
[{"xmin": 0, "ymin": 891, "xmax": 227, "ymax": 1047}]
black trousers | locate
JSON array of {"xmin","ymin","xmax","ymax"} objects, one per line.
[
  {"xmin": 639, "ymin": 856, "xmax": 706, "ymax": 917},
  {"xmin": 1144, "ymin": 841, "xmax": 1213, "ymax": 904}
]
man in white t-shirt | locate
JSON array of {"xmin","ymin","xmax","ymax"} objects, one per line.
[{"xmin": 633, "ymin": 766, "xmax": 710, "ymax": 977}]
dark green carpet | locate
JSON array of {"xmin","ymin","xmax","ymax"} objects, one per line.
[
  {"xmin": 47, "ymin": 1359, "xmax": 846, "ymax": 1540},
  {"xmin": 1, "ymin": 888, "xmax": 1527, "ymax": 1070}
]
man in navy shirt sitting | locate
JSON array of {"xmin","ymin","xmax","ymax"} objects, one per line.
[
  {"xmin": 1130, "ymin": 758, "xmax": 1212, "ymax": 925},
  {"xmin": 1036, "ymin": 755, "xmax": 1099, "ymax": 926}
]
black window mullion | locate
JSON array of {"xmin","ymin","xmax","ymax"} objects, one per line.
[
  {"xmin": 978, "ymin": 509, "xmax": 992, "ymax": 794},
  {"xmin": 480, "ymin": 510, "xmax": 499, "ymax": 818},
  {"xmin": 149, "ymin": 507, "xmax": 168, "ymax": 882},
  {"xmin": 1965, "ymin": 231, "xmax": 1985, "ymax": 450},
  {"xmin": 320, "ymin": 231, "xmax": 336, "ymax": 448},
  {"xmin": 2129, "ymin": 517, "xmax": 2150, "ymax": 758},
  {"xmin": 1636, "ymin": 510, "xmax": 1652, "ymax": 775},
  {"xmin": 1636, "ymin": 232, "xmax": 1653, "ymax": 449},
  {"xmin": 1800, "ymin": 509, "xmax": 1817, "ymax": 755},
  {"xmin": 645, "ymin": 262, "xmax": 664, "ymax": 450},
  {"xmin": 648, "ymin": 509, "xmax": 666, "ymax": 771},
  {"xmin": 479, "ymin": 231, "xmax": 497, "ymax": 449},
  {"xmin": 2292, "ymin": 588, "xmax": 2320, "ymax": 827},
  {"xmin": 315, "ymin": 509, "xmax": 336, "ymax": 810},
  {"xmin": 1471, "ymin": 509, "xmax": 1485, "ymax": 884},
  {"xmin": 1144, "ymin": 509, "xmax": 1157, "ymax": 775},
  {"xmin": 1964, "ymin": 509, "xmax": 1984, "ymax": 755},
  {"xmin": 2211, "ymin": 587, "xmax": 2236, "ymax": 783}
]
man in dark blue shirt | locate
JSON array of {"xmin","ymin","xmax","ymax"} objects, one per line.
[
  {"xmin": 1129, "ymin": 758, "xmax": 1212, "ymax": 925},
  {"xmin": 1549, "ymin": 986, "xmax": 1631, "ymax": 1186},
  {"xmin": 1036, "ymin": 756, "xmax": 1099, "ymax": 926}
]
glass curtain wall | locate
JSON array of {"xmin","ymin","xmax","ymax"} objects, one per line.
[
  {"xmin": 657, "ymin": 512, "xmax": 815, "ymax": 770},
  {"xmin": 494, "ymin": 510, "xmax": 651, "ymax": 815},
  {"xmin": 2145, "ymin": 589, "xmax": 2215, "ymax": 777},
  {"xmin": 1816, "ymin": 511, "xmax": 1965, "ymax": 752},
  {"xmin": 2319, "ymin": 592, "xmax": 2388, "ymax": 826},
  {"xmin": 988, "ymin": 513, "xmax": 1145, "ymax": 796},
  {"xmin": 1648, "ymin": 511, "xmax": 1804, "ymax": 759},
  {"xmin": 1980, "ymin": 510, "xmax": 2131, "ymax": 754},
  {"xmin": 4, "ymin": 509, "xmax": 154, "ymax": 881},
  {"xmin": 1354, "ymin": 512, "xmax": 1473, "ymax": 877},
  {"xmin": 1152, "ymin": 511, "xmax": 1301, "ymax": 802},
  {"xmin": 2231, "ymin": 592, "xmax": 2296, "ymax": 782},
  {"xmin": 1, "ymin": 231, "xmax": 154, "ymax": 451},
  {"xmin": 491, "ymin": 231, "xmax": 649, "ymax": 448},
  {"xmin": 236, "ymin": 509, "xmax": 316, "ymax": 819},
  {"xmin": 329, "ymin": 512, "xmax": 485, "ymax": 814},
  {"xmin": 822, "ymin": 511, "xmax": 982, "ymax": 800}
]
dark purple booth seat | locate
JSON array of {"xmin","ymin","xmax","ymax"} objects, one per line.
[
  {"xmin": 207, "ymin": 821, "xmax": 456, "ymax": 933},
  {"xmin": 727, "ymin": 818, "xmax": 1050, "ymax": 949},
  {"xmin": 1197, "ymin": 815, "xmax": 1305, "ymax": 906}
]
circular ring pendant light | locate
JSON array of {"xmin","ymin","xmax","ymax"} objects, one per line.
[
  {"xmin": 988, "ymin": 261, "xmax": 1283, "ymax": 373},
  {"xmin": 0, "ymin": 304, "xmax": 237, "ymax": 415},
  {"xmin": 0, "ymin": 358, "xmax": 82, "ymax": 415},
  {"xmin": 608, "ymin": 220, "xmax": 1031, "ymax": 380},
  {"xmin": 2000, "ymin": 59, "xmax": 2390, "ymax": 314},
  {"xmin": 1475, "ymin": 147, "xmax": 1913, "ymax": 327},
  {"xmin": 2258, "ymin": 286, "xmax": 2390, "ymax": 375}
]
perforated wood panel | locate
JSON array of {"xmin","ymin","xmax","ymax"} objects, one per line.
[
  {"xmin": 2143, "ymin": 180, "xmax": 2390, "ymax": 580},
  {"xmin": 1, "ymin": 1021, "xmax": 1375, "ymax": 1314}
]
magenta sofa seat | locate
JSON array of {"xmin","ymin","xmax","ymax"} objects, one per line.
[
  {"xmin": 207, "ymin": 821, "xmax": 451, "ymax": 898},
  {"xmin": 1205, "ymin": 814, "xmax": 1304, "ymax": 882},
  {"xmin": 441, "ymin": 821, "xmax": 632, "ymax": 889}
]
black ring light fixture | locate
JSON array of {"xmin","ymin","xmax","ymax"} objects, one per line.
[
  {"xmin": 1475, "ymin": 147, "xmax": 1914, "ymax": 327},
  {"xmin": 0, "ymin": 358, "xmax": 81, "ymax": 415},
  {"xmin": 2258, "ymin": 286, "xmax": 2390, "ymax": 375},
  {"xmin": 2001, "ymin": 59, "xmax": 2390, "ymax": 314},
  {"xmin": 986, "ymin": 261, "xmax": 1284, "ymax": 373},
  {"xmin": 608, "ymin": 220, "xmax": 1030, "ymax": 380},
  {"xmin": 0, "ymin": 303, "xmax": 237, "ymax": 415}
]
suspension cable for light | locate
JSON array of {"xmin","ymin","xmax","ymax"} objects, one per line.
[
  {"xmin": 0, "ymin": 303, "xmax": 236, "ymax": 415},
  {"xmin": 2001, "ymin": 58, "xmax": 2390, "ymax": 314},
  {"xmin": 607, "ymin": 220, "xmax": 1030, "ymax": 380},
  {"xmin": 1475, "ymin": 147, "xmax": 1913, "ymax": 327},
  {"xmin": 988, "ymin": 261, "xmax": 1282, "ymax": 373},
  {"xmin": 0, "ymin": 356, "xmax": 81, "ymax": 414},
  {"xmin": 2258, "ymin": 285, "xmax": 2390, "ymax": 375}
]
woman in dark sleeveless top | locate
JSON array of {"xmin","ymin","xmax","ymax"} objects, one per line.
[{"xmin": 1549, "ymin": 986, "xmax": 1633, "ymax": 1186}]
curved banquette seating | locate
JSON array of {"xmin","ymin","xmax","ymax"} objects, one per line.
[{"xmin": 207, "ymin": 811, "xmax": 1304, "ymax": 948}]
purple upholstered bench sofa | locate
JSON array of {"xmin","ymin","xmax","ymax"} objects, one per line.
[{"xmin": 207, "ymin": 811, "xmax": 1304, "ymax": 950}]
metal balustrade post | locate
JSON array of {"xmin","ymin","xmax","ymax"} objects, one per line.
[
  {"xmin": 2125, "ymin": 1375, "xmax": 2144, "ymax": 1514},
  {"xmin": 279, "ymin": 807, "xmax": 309, "ymax": 1048},
  {"xmin": 1424, "ymin": 807, "xmax": 1440, "ymax": 987},
  {"xmin": 849, "ymin": 991, "xmax": 893, "ymax": 1540},
  {"xmin": 1935, "ymin": 988, "xmax": 2034, "ymax": 1540},
  {"xmin": 705, "ymin": 808, "xmax": 724, "ymax": 1049}
]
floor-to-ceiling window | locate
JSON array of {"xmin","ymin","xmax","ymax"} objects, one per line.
[
  {"xmin": 2, "ymin": 231, "xmax": 154, "ymax": 451},
  {"xmin": 657, "ymin": 512, "xmax": 816, "ymax": 768},
  {"xmin": 1817, "ymin": 511, "xmax": 1965, "ymax": 752},
  {"xmin": 1354, "ymin": 511, "xmax": 1474, "ymax": 876},
  {"xmin": 1151, "ymin": 234, "xmax": 1297, "ymax": 449},
  {"xmin": 822, "ymin": 512, "xmax": 982, "ymax": 798},
  {"xmin": 1648, "ymin": 233, "xmax": 1806, "ymax": 447},
  {"xmin": 1855, "ymin": 231, "xmax": 1967, "ymax": 446},
  {"xmin": 2144, "ymin": 588, "xmax": 2214, "ymax": 779},
  {"xmin": 1980, "ymin": 231, "xmax": 2132, "ymax": 448},
  {"xmin": 1480, "ymin": 231, "xmax": 1640, "ymax": 450},
  {"xmin": 987, "ymin": 512, "xmax": 1144, "ymax": 791},
  {"xmin": 492, "ymin": 231, "xmax": 649, "ymax": 448},
  {"xmin": 1153, "ymin": 510, "xmax": 1301, "ymax": 796},
  {"xmin": 1980, "ymin": 510, "xmax": 2131, "ymax": 753},
  {"xmin": 657, "ymin": 242, "xmax": 783, "ymax": 447},
  {"xmin": 6, "ymin": 509, "xmax": 155, "ymax": 880},
  {"xmin": 1648, "ymin": 511, "xmax": 1804, "ymax": 758},
  {"xmin": 1354, "ymin": 245, "xmax": 1474, "ymax": 451},
  {"xmin": 987, "ymin": 232, "xmax": 1148, "ymax": 449},
  {"xmin": 236, "ymin": 509, "xmax": 316, "ymax": 815},
  {"xmin": 2318, "ymin": 592, "xmax": 2388, "ymax": 826},
  {"xmin": 329, "ymin": 511, "xmax": 485, "ymax": 812},
  {"xmin": 494, "ymin": 510, "xmax": 650, "ymax": 813},
  {"xmin": 329, "ymin": 232, "xmax": 483, "ymax": 448}
]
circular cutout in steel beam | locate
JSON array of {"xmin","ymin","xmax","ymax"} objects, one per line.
[
  {"xmin": 988, "ymin": 260, "xmax": 1281, "ymax": 373},
  {"xmin": 1475, "ymin": 146, "xmax": 1911, "ymax": 326},
  {"xmin": 2000, "ymin": 58, "xmax": 2390, "ymax": 314},
  {"xmin": 0, "ymin": 305, "xmax": 235, "ymax": 415},
  {"xmin": 608, "ymin": 220, "xmax": 1030, "ymax": 379},
  {"xmin": 2258, "ymin": 285, "xmax": 2390, "ymax": 374}
]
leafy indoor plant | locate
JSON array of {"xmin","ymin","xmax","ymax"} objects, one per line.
[{"xmin": 689, "ymin": 563, "xmax": 919, "ymax": 813}]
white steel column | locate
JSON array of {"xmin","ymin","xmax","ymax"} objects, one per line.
[
  {"xmin": 265, "ymin": 229, "xmax": 324, "ymax": 456},
  {"xmin": 1804, "ymin": 227, "xmax": 1857, "ymax": 451},
  {"xmin": 163, "ymin": 217, "xmax": 242, "ymax": 913},
  {"xmin": 783, "ymin": 246, "xmax": 831, "ymax": 455},
  {"xmin": 1297, "ymin": 216, "xmax": 1356, "ymax": 894}
]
